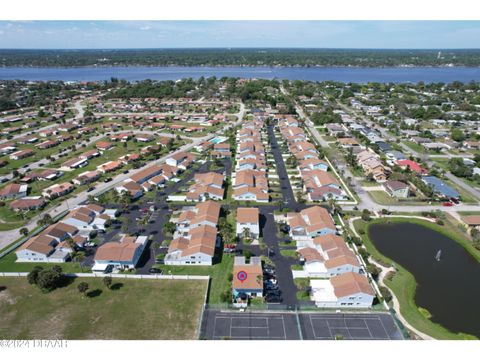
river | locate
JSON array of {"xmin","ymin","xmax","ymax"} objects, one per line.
[
  {"xmin": 0, "ymin": 66, "xmax": 480, "ymax": 83},
  {"xmin": 368, "ymin": 222, "xmax": 480, "ymax": 338}
]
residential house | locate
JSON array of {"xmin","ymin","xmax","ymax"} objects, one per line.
[
  {"xmin": 10, "ymin": 197, "xmax": 45, "ymax": 212},
  {"xmin": 0, "ymin": 183, "xmax": 28, "ymax": 200},
  {"xmin": 236, "ymin": 207, "xmax": 260, "ymax": 239},
  {"xmin": 232, "ymin": 256, "xmax": 263, "ymax": 300},
  {"xmin": 93, "ymin": 234, "xmax": 148, "ymax": 272},
  {"xmin": 286, "ymin": 206, "xmax": 336, "ymax": 243},
  {"xmin": 383, "ymin": 180, "xmax": 410, "ymax": 198},
  {"xmin": 310, "ymin": 272, "xmax": 374, "ymax": 308},
  {"xmin": 422, "ymin": 176, "xmax": 460, "ymax": 201},
  {"xmin": 186, "ymin": 172, "xmax": 225, "ymax": 202},
  {"xmin": 42, "ymin": 182, "xmax": 74, "ymax": 199}
]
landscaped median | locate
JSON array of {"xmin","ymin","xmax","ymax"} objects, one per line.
[
  {"xmin": 353, "ymin": 216, "xmax": 479, "ymax": 340},
  {"xmin": 0, "ymin": 275, "xmax": 208, "ymax": 339}
]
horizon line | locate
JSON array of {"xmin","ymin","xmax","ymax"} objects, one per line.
[{"xmin": 1, "ymin": 47, "xmax": 480, "ymax": 51}]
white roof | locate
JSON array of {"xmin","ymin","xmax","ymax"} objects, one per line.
[{"xmin": 310, "ymin": 279, "xmax": 337, "ymax": 302}]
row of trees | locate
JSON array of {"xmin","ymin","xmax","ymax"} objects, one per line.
[{"xmin": 2, "ymin": 49, "xmax": 480, "ymax": 67}]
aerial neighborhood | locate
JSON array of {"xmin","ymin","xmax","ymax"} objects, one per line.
[{"xmin": 1, "ymin": 74, "xmax": 479, "ymax": 341}]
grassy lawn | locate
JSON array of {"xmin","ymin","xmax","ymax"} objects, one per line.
[
  {"xmin": 280, "ymin": 249, "xmax": 298, "ymax": 259},
  {"xmin": 0, "ymin": 276, "xmax": 207, "ymax": 339},
  {"xmin": 353, "ymin": 217, "xmax": 479, "ymax": 340},
  {"xmin": 0, "ymin": 252, "xmax": 86, "ymax": 273},
  {"xmin": 155, "ymin": 254, "xmax": 234, "ymax": 304},
  {"xmin": 402, "ymin": 141, "xmax": 424, "ymax": 154},
  {"xmin": 368, "ymin": 190, "xmax": 399, "ymax": 205}
]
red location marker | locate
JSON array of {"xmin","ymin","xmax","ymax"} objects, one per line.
[{"xmin": 237, "ymin": 270, "xmax": 248, "ymax": 283}]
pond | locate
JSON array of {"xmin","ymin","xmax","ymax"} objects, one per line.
[{"xmin": 368, "ymin": 222, "xmax": 480, "ymax": 338}]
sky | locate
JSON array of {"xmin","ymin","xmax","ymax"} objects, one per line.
[{"xmin": 0, "ymin": 21, "xmax": 479, "ymax": 49}]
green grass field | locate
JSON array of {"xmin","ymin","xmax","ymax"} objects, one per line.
[
  {"xmin": 0, "ymin": 276, "xmax": 207, "ymax": 339},
  {"xmin": 353, "ymin": 217, "xmax": 479, "ymax": 340},
  {"xmin": 155, "ymin": 254, "xmax": 233, "ymax": 304}
]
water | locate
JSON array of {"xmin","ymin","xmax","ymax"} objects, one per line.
[
  {"xmin": 368, "ymin": 222, "xmax": 480, "ymax": 338},
  {"xmin": 210, "ymin": 136, "xmax": 227, "ymax": 144},
  {"xmin": 0, "ymin": 66, "xmax": 479, "ymax": 83}
]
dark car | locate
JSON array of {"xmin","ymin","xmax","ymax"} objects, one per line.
[
  {"xmin": 149, "ymin": 268, "xmax": 163, "ymax": 274},
  {"xmin": 123, "ymin": 169, "xmax": 129, "ymax": 174},
  {"xmin": 87, "ymin": 186, "xmax": 95, "ymax": 192},
  {"xmin": 104, "ymin": 177, "xmax": 113, "ymax": 183},
  {"xmin": 265, "ymin": 295, "xmax": 283, "ymax": 303},
  {"xmin": 265, "ymin": 290, "xmax": 282, "ymax": 297}
]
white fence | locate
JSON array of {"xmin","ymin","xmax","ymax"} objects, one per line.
[{"xmin": 0, "ymin": 272, "xmax": 210, "ymax": 281}]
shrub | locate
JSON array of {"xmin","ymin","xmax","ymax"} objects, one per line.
[
  {"xmin": 436, "ymin": 220, "xmax": 444, "ymax": 226},
  {"xmin": 361, "ymin": 209, "xmax": 371, "ymax": 221},
  {"xmin": 358, "ymin": 248, "xmax": 370, "ymax": 262},
  {"xmin": 379, "ymin": 286, "xmax": 393, "ymax": 303},
  {"xmin": 351, "ymin": 236, "xmax": 363, "ymax": 246},
  {"xmin": 366, "ymin": 263, "xmax": 381, "ymax": 279}
]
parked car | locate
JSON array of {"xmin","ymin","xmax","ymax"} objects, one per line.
[
  {"xmin": 265, "ymin": 290, "xmax": 282, "ymax": 297},
  {"xmin": 264, "ymin": 283, "xmax": 279, "ymax": 290},
  {"xmin": 104, "ymin": 177, "xmax": 113, "ymax": 183},
  {"xmin": 148, "ymin": 268, "xmax": 163, "ymax": 274},
  {"xmin": 443, "ymin": 202, "xmax": 453, "ymax": 207},
  {"xmin": 265, "ymin": 295, "xmax": 283, "ymax": 303},
  {"xmin": 123, "ymin": 169, "xmax": 129, "ymax": 174},
  {"xmin": 87, "ymin": 186, "xmax": 95, "ymax": 192},
  {"xmin": 263, "ymin": 268, "xmax": 275, "ymax": 276}
]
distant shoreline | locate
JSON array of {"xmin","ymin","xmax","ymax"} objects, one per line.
[{"xmin": 1, "ymin": 64, "xmax": 480, "ymax": 69}]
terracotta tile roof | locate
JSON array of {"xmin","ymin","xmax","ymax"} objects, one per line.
[
  {"xmin": 237, "ymin": 207, "xmax": 259, "ymax": 224},
  {"xmin": 331, "ymin": 272, "xmax": 374, "ymax": 298},
  {"xmin": 19, "ymin": 234, "xmax": 56, "ymax": 255},
  {"xmin": 298, "ymin": 247, "xmax": 324, "ymax": 263},
  {"xmin": 232, "ymin": 259, "xmax": 263, "ymax": 290}
]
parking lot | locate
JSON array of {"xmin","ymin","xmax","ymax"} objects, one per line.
[{"xmin": 201, "ymin": 310, "xmax": 403, "ymax": 340}]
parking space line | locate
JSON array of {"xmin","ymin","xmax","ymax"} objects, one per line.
[
  {"xmin": 377, "ymin": 315, "xmax": 391, "ymax": 339},
  {"xmin": 325, "ymin": 319, "xmax": 334, "ymax": 339},
  {"xmin": 281, "ymin": 315, "xmax": 287, "ymax": 339},
  {"xmin": 363, "ymin": 319, "xmax": 374, "ymax": 339}
]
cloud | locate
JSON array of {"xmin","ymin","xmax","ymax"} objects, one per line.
[{"xmin": 139, "ymin": 26, "xmax": 151, "ymax": 31}]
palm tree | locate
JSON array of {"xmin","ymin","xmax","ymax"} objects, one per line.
[
  {"xmin": 120, "ymin": 191, "xmax": 131, "ymax": 210},
  {"xmin": 242, "ymin": 227, "xmax": 251, "ymax": 240},
  {"xmin": 103, "ymin": 276, "xmax": 112, "ymax": 289},
  {"xmin": 73, "ymin": 252, "xmax": 85, "ymax": 272},
  {"xmin": 77, "ymin": 282, "xmax": 89, "ymax": 297}
]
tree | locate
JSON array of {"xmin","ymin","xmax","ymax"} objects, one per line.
[
  {"xmin": 103, "ymin": 276, "xmax": 113, "ymax": 289},
  {"xmin": 36, "ymin": 268, "xmax": 63, "ymax": 292},
  {"xmin": 361, "ymin": 209, "xmax": 371, "ymax": 221},
  {"xmin": 366, "ymin": 264, "xmax": 381, "ymax": 279},
  {"xmin": 241, "ymin": 227, "xmax": 251, "ymax": 240},
  {"xmin": 120, "ymin": 190, "xmax": 131, "ymax": 210},
  {"xmin": 38, "ymin": 214, "xmax": 53, "ymax": 227},
  {"xmin": 27, "ymin": 266, "xmax": 44, "ymax": 285},
  {"xmin": 77, "ymin": 282, "xmax": 89, "ymax": 297},
  {"xmin": 20, "ymin": 227, "xmax": 29, "ymax": 237},
  {"xmin": 451, "ymin": 128, "xmax": 465, "ymax": 142}
]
